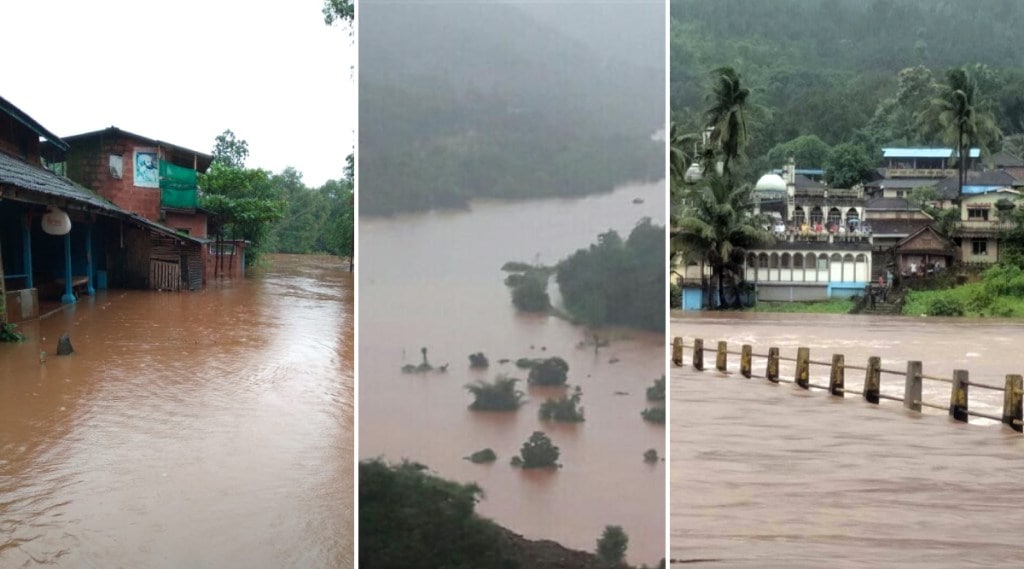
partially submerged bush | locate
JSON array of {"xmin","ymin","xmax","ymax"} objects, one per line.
[
  {"xmin": 538, "ymin": 386, "xmax": 585, "ymax": 422},
  {"xmin": 468, "ymin": 352, "xmax": 489, "ymax": 369},
  {"xmin": 1, "ymin": 323, "xmax": 26, "ymax": 343},
  {"xmin": 527, "ymin": 357, "xmax": 569, "ymax": 386},
  {"xmin": 925, "ymin": 296, "xmax": 964, "ymax": 316},
  {"xmin": 465, "ymin": 448, "xmax": 497, "ymax": 463},
  {"xmin": 641, "ymin": 406, "xmax": 665, "ymax": 424},
  {"xmin": 510, "ymin": 271, "xmax": 551, "ymax": 312},
  {"xmin": 596, "ymin": 525, "xmax": 629, "ymax": 564},
  {"xmin": 514, "ymin": 431, "xmax": 560, "ymax": 469},
  {"xmin": 465, "ymin": 375, "xmax": 525, "ymax": 411},
  {"xmin": 643, "ymin": 449, "xmax": 659, "ymax": 463},
  {"xmin": 646, "ymin": 375, "xmax": 665, "ymax": 401}
]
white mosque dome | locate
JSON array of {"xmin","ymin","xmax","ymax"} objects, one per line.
[{"xmin": 755, "ymin": 173, "xmax": 787, "ymax": 192}]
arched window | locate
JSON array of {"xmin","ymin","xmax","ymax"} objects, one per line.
[
  {"xmin": 747, "ymin": 253, "xmax": 757, "ymax": 267},
  {"xmin": 781, "ymin": 253, "xmax": 791, "ymax": 268},
  {"xmin": 793, "ymin": 253, "xmax": 804, "ymax": 269},
  {"xmin": 806, "ymin": 253, "xmax": 817, "ymax": 268},
  {"xmin": 828, "ymin": 207, "xmax": 842, "ymax": 227},
  {"xmin": 855, "ymin": 253, "xmax": 866, "ymax": 262},
  {"xmin": 847, "ymin": 208, "xmax": 860, "ymax": 226},
  {"xmin": 769, "ymin": 253, "xmax": 780, "ymax": 268},
  {"xmin": 758, "ymin": 253, "xmax": 769, "ymax": 268},
  {"xmin": 810, "ymin": 206, "xmax": 824, "ymax": 225},
  {"xmin": 817, "ymin": 253, "xmax": 829, "ymax": 270},
  {"xmin": 793, "ymin": 207, "xmax": 806, "ymax": 226}
]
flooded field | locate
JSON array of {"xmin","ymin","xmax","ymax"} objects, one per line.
[
  {"xmin": 0, "ymin": 254, "xmax": 354, "ymax": 568},
  {"xmin": 359, "ymin": 182, "xmax": 667, "ymax": 565},
  {"xmin": 671, "ymin": 312, "xmax": 1024, "ymax": 567}
]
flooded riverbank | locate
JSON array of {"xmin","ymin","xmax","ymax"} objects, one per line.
[
  {"xmin": 0, "ymin": 254, "xmax": 353, "ymax": 568},
  {"xmin": 360, "ymin": 181, "xmax": 666, "ymax": 565}
]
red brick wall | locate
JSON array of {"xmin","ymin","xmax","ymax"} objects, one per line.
[
  {"xmin": 0, "ymin": 114, "xmax": 41, "ymax": 164},
  {"xmin": 67, "ymin": 134, "xmax": 161, "ymax": 221},
  {"xmin": 164, "ymin": 211, "xmax": 208, "ymax": 239}
]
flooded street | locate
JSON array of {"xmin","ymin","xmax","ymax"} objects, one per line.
[
  {"xmin": 672, "ymin": 312, "xmax": 1024, "ymax": 567},
  {"xmin": 360, "ymin": 182, "xmax": 666, "ymax": 565},
  {"xmin": 0, "ymin": 254, "xmax": 353, "ymax": 568}
]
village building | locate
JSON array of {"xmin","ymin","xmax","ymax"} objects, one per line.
[
  {"xmin": 893, "ymin": 225, "xmax": 957, "ymax": 277},
  {"xmin": 743, "ymin": 158, "xmax": 873, "ymax": 301},
  {"xmin": 956, "ymin": 188, "xmax": 1020, "ymax": 265},
  {"xmin": 1, "ymin": 96, "xmax": 205, "ymax": 324},
  {"xmin": 56, "ymin": 127, "xmax": 247, "ymax": 281}
]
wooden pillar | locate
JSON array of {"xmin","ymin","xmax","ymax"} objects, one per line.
[
  {"xmin": 795, "ymin": 347, "xmax": 810, "ymax": 389},
  {"xmin": 1002, "ymin": 374, "xmax": 1023, "ymax": 433},
  {"xmin": 716, "ymin": 341, "xmax": 727, "ymax": 372},
  {"xmin": 864, "ymin": 356, "xmax": 881, "ymax": 404},
  {"xmin": 692, "ymin": 338, "xmax": 704, "ymax": 371},
  {"xmin": 829, "ymin": 354, "xmax": 845, "ymax": 397},
  {"xmin": 740, "ymin": 345, "xmax": 752, "ymax": 379},
  {"xmin": 22, "ymin": 211, "xmax": 33, "ymax": 289},
  {"xmin": 672, "ymin": 337, "xmax": 683, "ymax": 367},
  {"xmin": 766, "ymin": 347, "xmax": 779, "ymax": 383},
  {"xmin": 61, "ymin": 232, "xmax": 75, "ymax": 305},
  {"xmin": 904, "ymin": 361, "xmax": 922, "ymax": 411},
  {"xmin": 949, "ymin": 369, "xmax": 969, "ymax": 423}
]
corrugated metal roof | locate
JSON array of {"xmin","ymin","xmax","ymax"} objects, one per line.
[
  {"xmin": 882, "ymin": 147, "xmax": 980, "ymax": 159},
  {"xmin": 0, "ymin": 150, "xmax": 202, "ymax": 244}
]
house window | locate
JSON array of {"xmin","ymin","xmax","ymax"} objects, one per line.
[
  {"xmin": 967, "ymin": 208, "xmax": 989, "ymax": 221},
  {"xmin": 972, "ymin": 239, "xmax": 988, "ymax": 256},
  {"xmin": 896, "ymin": 190, "xmax": 905, "ymax": 198},
  {"xmin": 109, "ymin": 154, "xmax": 124, "ymax": 179}
]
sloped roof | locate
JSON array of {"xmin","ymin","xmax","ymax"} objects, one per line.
[
  {"xmin": 883, "ymin": 147, "xmax": 980, "ymax": 159},
  {"xmin": 61, "ymin": 126, "xmax": 213, "ymax": 172},
  {"xmin": 933, "ymin": 170, "xmax": 1018, "ymax": 199},
  {"xmin": 0, "ymin": 95, "xmax": 67, "ymax": 151},
  {"xmin": 865, "ymin": 197, "xmax": 912, "ymax": 210},
  {"xmin": 869, "ymin": 218, "xmax": 933, "ymax": 237},
  {"xmin": 895, "ymin": 225, "xmax": 955, "ymax": 254},
  {"xmin": 794, "ymin": 173, "xmax": 823, "ymax": 190},
  {"xmin": 0, "ymin": 150, "xmax": 201, "ymax": 244},
  {"xmin": 992, "ymin": 150, "xmax": 1024, "ymax": 168}
]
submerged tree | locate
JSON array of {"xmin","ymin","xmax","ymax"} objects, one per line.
[
  {"xmin": 538, "ymin": 386, "xmax": 585, "ymax": 422},
  {"xmin": 465, "ymin": 375, "xmax": 525, "ymax": 411},
  {"xmin": 596, "ymin": 525, "xmax": 629, "ymax": 564},
  {"xmin": 514, "ymin": 431, "xmax": 560, "ymax": 469},
  {"xmin": 526, "ymin": 357, "xmax": 570, "ymax": 386}
]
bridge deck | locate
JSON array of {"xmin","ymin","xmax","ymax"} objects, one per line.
[{"xmin": 671, "ymin": 365, "xmax": 1024, "ymax": 568}]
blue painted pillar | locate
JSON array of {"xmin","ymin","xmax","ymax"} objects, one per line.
[
  {"xmin": 85, "ymin": 224, "xmax": 95, "ymax": 296},
  {"xmin": 61, "ymin": 232, "xmax": 75, "ymax": 304},
  {"xmin": 22, "ymin": 212, "xmax": 33, "ymax": 289}
]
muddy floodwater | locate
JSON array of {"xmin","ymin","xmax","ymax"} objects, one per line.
[
  {"xmin": 0, "ymin": 254, "xmax": 353, "ymax": 568},
  {"xmin": 672, "ymin": 312, "xmax": 1024, "ymax": 567},
  {"xmin": 360, "ymin": 182, "xmax": 666, "ymax": 565}
]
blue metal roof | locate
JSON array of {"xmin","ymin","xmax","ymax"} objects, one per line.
[
  {"xmin": 962, "ymin": 184, "xmax": 1007, "ymax": 194},
  {"xmin": 882, "ymin": 147, "xmax": 980, "ymax": 159}
]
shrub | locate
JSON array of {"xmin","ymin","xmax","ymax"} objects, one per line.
[
  {"xmin": 596, "ymin": 525, "xmax": 629, "ymax": 564},
  {"xmin": 646, "ymin": 375, "xmax": 665, "ymax": 401},
  {"xmin": 465, "ymin": 448, "xmax": 497, "ymax": 463},
  {"xmin": 1, "ymin": 323, "xmax": 26, "ymax": 343},
  {"xmin": 515, "ymin": 431, "xmax": 560, "ymax": 468},
  {"xmin": 925, "ymin": 296, "xmax": 964, "ymax": 316},
  {"xmin": 641, "ymin": 407, "xmax": 665, "ymax": 424},
  {"xmin": 643, "ymin": 449, "xmax": 659, "ymax": 463},
  {"xmin": 465, "ymin": 375, "xmax": 525, "ymax": 411},
  {"xmin": 527, "ymin": 357, "xmax": 569, "ymax": 386},
  {"xmin": 510, "ymin": 271, "xmax": 551, "ymax": 312},
  {"xmin": 538, "ymin": 386, "xmax": 585, "ymax": 422},
  {"xmin": 468, "ymin": 352, "xmax": 489, "ymax": 369}
]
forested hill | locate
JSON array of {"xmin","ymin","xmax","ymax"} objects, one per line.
[
  {"xmin": 360, "ymin": 0, "xmax": 664, "ymax": 215},
  {"xmin": 671, "ymin": 0, "xmax": 1024, "ymax": 171}
]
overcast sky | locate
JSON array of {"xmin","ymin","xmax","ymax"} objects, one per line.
[{"xmin": 2, "ymin": 0, "xmax": 354, "ymax": 187}]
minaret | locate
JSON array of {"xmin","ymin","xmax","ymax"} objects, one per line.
[{"xmin": 785, "ymin": 156, "xmax": 796, "ymax": 221}]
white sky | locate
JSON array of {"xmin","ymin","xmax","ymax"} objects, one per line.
[{"xmin": 1, "ymin": 0, "xmax": 355, "ymax": 187}]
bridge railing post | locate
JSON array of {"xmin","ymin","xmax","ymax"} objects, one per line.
[
  {"xmin": 672, "ymin": 337, "xmax": 683, "ymax": 367},
  {"xmin": 904, "ymin": 361, "xmax": 922, "ymax": 411},
  {"xmin": 716, "ymin": 341, "xmax": 728, "ymax": 372},
  {"xmin": 864, "ymin": 356, "xmax": 881, "ymax": 404},
  {"xmin": 950, "ymin": 369, "xmax": 969, "ymax": 423},
  {"xmin": 1002, "ymin": 374, "xmax": 1023, "ymax": 433},
  {"xmin": 795, "ymin": 347, "xmax": 810, "ymax": 389},
  {"xmin": 766, "ymin": 347, "xmax": 779, "ymax": 383},
  {"xmin": 692, "ymin": 338, "xmax": 704, "ymax": 371},
  {"xmin": 829, "ymin": 354, "xmax": 844, "ymax": 397},
  {"xmin": 740, "ymin": 345, "xmax": 752, "ymax": 379}
]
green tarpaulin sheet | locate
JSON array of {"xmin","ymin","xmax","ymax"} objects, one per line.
[{"xmin": 159, "ymin": 160, "xmax": 198, "ymax": 209}]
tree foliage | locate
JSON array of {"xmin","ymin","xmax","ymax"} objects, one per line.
[
  {"xmin": 596, "ymin": 525, "xmax": 629, "ymax": 565},
  {"xmin": 538, "ymin": 386, "xmax": 585, "ymax": 422},
  {"xmin": 556, "ymin": 219, "xmax": 665, "ymax": 331},
  {"xmin": 823, "ymin": 143, "xmax": 874, "ymax": 188},
  {"xmin": 516, "ymin": 431, "xmax": 560, "ymax": 469},
  {"xmin": 526, "ymin": 357, "xmax": 570, "ymax": 387},
  {"xmin": 359, "ymin": 459, "xmax": 518, "ymax": 569},
  {"xmin": 322, "ymin": 0, "xmax": 354, "ymax": 26},
  {"xmin": 466, "ymin": 375, "xmax": 525, "ymax": 411}
]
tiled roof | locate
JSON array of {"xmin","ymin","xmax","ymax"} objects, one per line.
[{"xmin": 868, "ymin": 218, "xmax": 933, "ymax": 236}]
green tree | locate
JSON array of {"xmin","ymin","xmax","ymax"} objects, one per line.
[
  {"xmin": 918, "ymin": 67, "xmax": 1002, "ymax": 205},
  {"xmin": 516, "ymin": 431, "xmax": 560, "ymax": 469},
  {"xmin": 465, "ymin": 376, "xmax": 525, "ymax": 411},
  {"xmin": 823, "ymin": 142, "xmax": 874, "ymax": 188},
  {"xmin": 674, "ymin": 174, "xmax": 771, "ymax": 308},
  {"xmin": 766, "ymin": 135, "xmax": 830, "ymax": 169},
  {"xmin": 704, "ymin": 67, "xmax": 750, "ymax": 178},
  {"xmin": 596, "ymin": 525, "xmax": 628, "ymax": 564},
  {"xmin": 322, "ymin": 0, "xmax": 354, "ymax": 25},
  {"xmin": 211, "ymin": 129, "xmax": 250, "ymax": 169}
]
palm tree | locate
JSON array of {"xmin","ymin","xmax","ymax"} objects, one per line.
[
  {"xmin": 704, "ymin": 67, "xmax": 750, "ymax": 179},
  {"xmin": 918, "ymin": 67, "xmax": 1002, "ymax": 206},
  {"xmin": 673, "ymin": 174, "xmax": 772, "ymax": 308}
]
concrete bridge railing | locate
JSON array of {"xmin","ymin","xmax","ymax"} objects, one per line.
[{"xmin": 671, "ymin": 337, "xmax": 1024, "ymax": 433}]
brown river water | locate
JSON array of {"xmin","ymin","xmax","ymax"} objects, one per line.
[
  {"xmin": 672, "ymin": 312, "xmax": 1024, "ymax": 567},
  {"xmin": 359, "ymin": 182, "xmax": 667, "ymax": 566},
  {"xmin": 0, "ymin": 254, "xmax": 354, "ymax": 568}
]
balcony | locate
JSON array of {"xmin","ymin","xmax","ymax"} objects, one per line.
[{"xmin": 883, "ymin": 168, "xmax": 956, "ymax": 178}]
